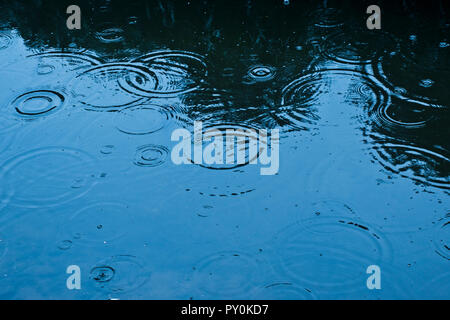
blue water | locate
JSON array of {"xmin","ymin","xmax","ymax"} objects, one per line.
[{"xmin": 0, "ymin": 1, "xmax": 448, "ymax": 299}]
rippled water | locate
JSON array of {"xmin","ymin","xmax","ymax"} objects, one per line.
[{"xmin": 0, "ymin": 0, "xmax": 448, "ymax": 299}]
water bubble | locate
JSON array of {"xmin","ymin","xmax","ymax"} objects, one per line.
[
  {"xmin": 90, "ymin": 255, "xmax": 149, "ymax": 293},
  {"xmin": 134, "ymin": 144, "xmax": 169, "ymax": 167},
  {"xmin": 419, "ymin": 79, "xmax": 434, "ymax": 88},
  {"xmin": 114, "ymin": 104, "xmax": 172, "ymax": 135}
]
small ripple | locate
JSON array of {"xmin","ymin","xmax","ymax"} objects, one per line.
[
  {"xmin": 0, "ymin": 147, "xmax": 97, "ymax": 208},
  {"xmin": 90, "ymin": 255, "xmax": 149, "ymax": 293},
  {"xmin": 433, "ymin": 216, "xmax": 449, "ymax": 260},
  {"xmin": 9, "ymin": 89, "xmax": 65, "ymax": 119},
  {"xmin": 134, "ymin": 144, "xmax": 169, "ymax": 167},
  {"xmin": 191, "ymin": 251, "xmax": 266, "ymax": 298},
  {"xmin": 245, "ymin": 65, "xmax": 276, "ymax": 83},
  {"xmin": 95, "ymin": 27, "xmax": 125, "ymax": 44},
  {"xmin": 72, "ymin": 63, "xmax": 156, "ymax": 110},
  {"xmin": 274, "ymin": 69, "xmax": 389, "ymax": 130},
  {"xmin": 187, "ymin": 123, "xmax": 269, "ymax": 171},
  {"xmin": 129, "ymin": 50, "xmax": 207, "ymax": 97},
  {"xmin": 114, "ymin": 104, "xmax": 172, "ymax": 135},
  {"xmin": 370, "ymin": 141, "xmax": 450, "ymax": 190},
  {"xmin": 305, "ymin": 7, "xmax": 345, "ymax": 29}
]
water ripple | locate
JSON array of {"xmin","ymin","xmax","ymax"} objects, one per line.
[
  {"xmin": 114, "ymin": 104, "xmax": 172, "ymax": 135},
  {"xmin": 90, "ymin": 255, "xmax": 149, "ymax": 293},
  {"xmin": 134, "ymin": 144, "xmax": 169, "ymax": 167},
  {"xmin": 370, "ymin": 140, "xmax": 450, "ymax": 190},
  {"xmin": 0, "ymin": 147, "xmax": 97, "ymax": 208},
  {"xmin": 129, "ymin": 50, "xmax": 207, "ymax": 96},
  {"xmin": 274, "ymin": 69, "xmax": 389, "ymax": 130}
]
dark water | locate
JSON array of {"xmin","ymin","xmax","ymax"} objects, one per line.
[{"xmin": 0, "ymin": 0, "xmax": 448, "ymax": 299}]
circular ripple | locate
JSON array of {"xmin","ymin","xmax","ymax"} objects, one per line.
[
  {"xmin": 90, "ymin": 255, "xmax": 149, "ymax": 293},
  {"xmin": 433, "ymin": 217, "xmax": 449, "ymax": 260},
  {"xmin": 0, "ymin": 31, "xmax": 12, "ymax": 50},
  {"xmin": 322, "ymin": 30, "xmax": 398, "ymax": 65},
  {"xmin": 114, "ymin": 104, "xmax": 172, "ymax": 135},
  {"xmin": 373, "ymin": 26, "xmax": 450, "ymax": 107},
  {"xmin": 66, "ymin": 203, "xmax": 133, "ymax": 245},
  {"xmin": 275, "ymin": 69, "xmax": 389, "ymax": 130},
  {"xmin": 128, "ymin": 50, "xmax": 207, "ymax": 97},
  {"xmin": 95, "ymin": 27, "xmax": 124, "ymax": 44},
  {"xmin": 192, "ymin": 252, "xmax": 264, "ymax": 298},
  {"xmin": 271, "ymin": 218, "xmax": 390, "ymax": 293},
  {"xmin": 250, "ymin": 282, "xmax": 316, "ymax": 300},
  {"xmin": 187, "ymin": 123, "xmax": 267, "ymax": 171},
  {"xmin": 371, "ymin": 142, "xmax": 450, "ymax": 190},
  {"xmin": 0, "ymin": 147, "xmax": 97, "ymax": 208},
  {"xmin": 134, "ymin": 144, "xmax": 169, "ymax": 167},
  {"xmin": 247, "ymin": 65, "xmax": 276, "ymax": 82},
  {"xmin": 10, "ymin": 90, "xmax": 65, "ymax": 118},
  {"xmin": 371, "ymin": 98, "xmax": 438, "ymax": 130},
  {"xmin": 72, "ymin": 63, "xmax": 157, "ymax": 110}
]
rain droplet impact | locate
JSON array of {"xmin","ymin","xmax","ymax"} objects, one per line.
[
  {"xmin": 95, "ymin": 28, "xmax": 125, "ymax": 44},
  {"xmin": 114, "ymin": 104, "xmax": 172, "ymax": 135},
  {"xmin": 321, "ymin": 30, "xmax": 398, "ymax": 65},
  {"xmin": 90, "ymin": 255, "xmax": 148, "ymax": 293},
  {"xmin": 250, "ymin": 283, "xmax": 316, "ymax": 300},
  {"xmin": 91, "ymin": 266, "xmax": 115, "ymax": 282},
  {"xmin": 134, "ymin": 144, "xmax": 169, "ymax": 167},
  {"xmin": 247, "ymin": 65, "xmax": 275, "ymax": 82}
]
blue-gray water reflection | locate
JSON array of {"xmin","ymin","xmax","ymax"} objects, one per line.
[{"xmin": 0, "ymin": 0, "xmax": 448, "ymax": 299}]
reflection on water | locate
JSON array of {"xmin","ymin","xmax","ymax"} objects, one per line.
[{"xmin": 0, "ymin": 0, "xmax": 448, "ymax": 299}]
